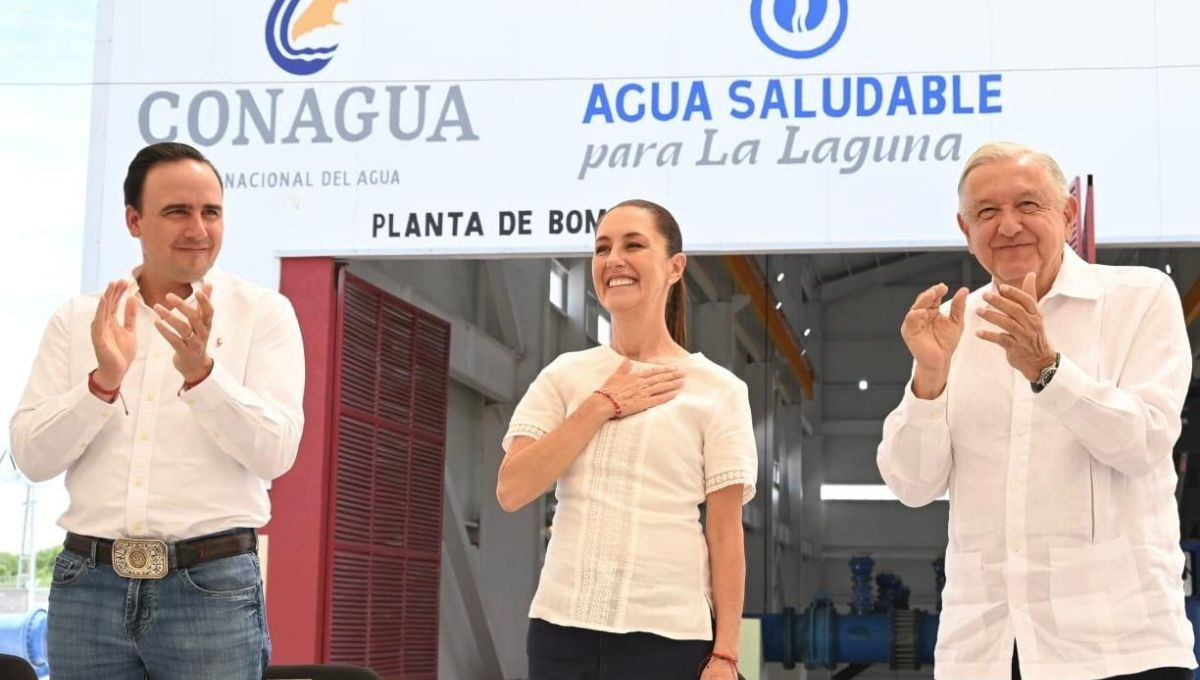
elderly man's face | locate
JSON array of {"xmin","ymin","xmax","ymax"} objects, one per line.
[{"xmin": 957, "ymin": 157, "xmax": 1077, "ymax": 294}]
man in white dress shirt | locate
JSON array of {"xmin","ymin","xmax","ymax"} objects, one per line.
[
  {"xmin": 10, "ymin": 142, "xmax": 305, "ymax": 679},
  {"xmin": 878, "ymin": 141, "xmax": 1195, "ymax": 680}
]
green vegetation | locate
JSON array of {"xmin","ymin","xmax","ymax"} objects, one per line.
[{"xmin": 0, "ymin": 547, "xmax": 59, "ymax": 587}]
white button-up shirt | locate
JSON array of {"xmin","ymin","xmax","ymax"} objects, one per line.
[
  {"xmin": 10, "ymin": 267, "xmax": 305, "ymax": 541},
  {"xmin": 878, "ymin": 247, "xmax": 1196, "ymax": 680}
]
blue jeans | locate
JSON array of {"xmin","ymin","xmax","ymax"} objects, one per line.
[{"xmin": 47, "ymin": 545, "xmax": 270, "ymax": 680}]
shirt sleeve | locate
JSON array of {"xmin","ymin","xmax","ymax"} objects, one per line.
[
  {"xmin": 702, "ymin": 380, "xmax": 758, "ymax": 504},
  {"xmin": 10, "ymin": 300, "xmax": 122, "ymax": 482},
  {"xmin": 179, "ymin": 292, "xmax": 306, "ymax": 481},
  {"xmin": 1035, "ymin": 275, "xmax": 1191, "ymax": 477},
  {"xmin": 876, "ymin": 366, "xmax": 954, "ymax": 507},
  {"xmin": 502, "ymin": 359, "xmax": 566, "ymax": 452}
]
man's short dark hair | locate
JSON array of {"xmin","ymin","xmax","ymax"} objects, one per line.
[{"xmin": 123, "ymin": 142, "xmax": 223, "ymax": 211}]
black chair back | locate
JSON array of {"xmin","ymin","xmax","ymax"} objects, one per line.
[
  {"xmin": 0, "ymin": 654, "xmax": 38, "ymax": 680},
  {"xmin": 264, "ymin": 664, "xmax": 383, "ymax": 680}
]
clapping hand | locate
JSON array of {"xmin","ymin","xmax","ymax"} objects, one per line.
[{"xmin": 152, "ymin": 283, "xmax": 216, "ymax": 384}]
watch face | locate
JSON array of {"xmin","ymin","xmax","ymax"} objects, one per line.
[
  {"xmin": 1039, "ymin": 365, "xmax": 1057, "ymax": 387},
  {"xmin": 1032, "ymin": 354, "xmax": 1060, "ymax": 393}
]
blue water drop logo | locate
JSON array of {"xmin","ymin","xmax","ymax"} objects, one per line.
[
  {"xmin": 752, "ymin": 0, "xmax": 848, "ymax": 59},
  {"xmin": 772, "ymin": 0, "xmax": 829, "ymax": 33}
]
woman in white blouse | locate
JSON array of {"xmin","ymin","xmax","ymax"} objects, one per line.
[{"xmin": 497, "ymin": 199, "xmax": 758, "ymax": 680}]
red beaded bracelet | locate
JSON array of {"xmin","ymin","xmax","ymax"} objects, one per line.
[{"xmin": 593, "ymin": 389, "xmax": 622, "ymax": 418}]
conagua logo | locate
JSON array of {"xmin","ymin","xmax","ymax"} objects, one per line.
[
  {"xmin": 266, "ymin": 0, "xmax": 349, "ymax": 76},
  {"xmin": 751, "ymin": 0, "xmax": 848, "ymax": 59}
]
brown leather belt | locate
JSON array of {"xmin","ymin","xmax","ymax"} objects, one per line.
[{"xmin": 64, "ymin": 529, "xmax": 257, "ymax": 577}]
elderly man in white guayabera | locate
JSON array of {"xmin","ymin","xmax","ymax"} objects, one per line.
[{"xmin": 878, "ymin": 142, "xmax": 1195, "ymax": 680}]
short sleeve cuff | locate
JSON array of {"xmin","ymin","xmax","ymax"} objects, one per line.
[
  {"xmin": 502, "ymin": 422, "xmax": 549, "ymax": 452},
  {"xmin": 705, "ymin": 468, "xmax": 756, "ymax": 504}
]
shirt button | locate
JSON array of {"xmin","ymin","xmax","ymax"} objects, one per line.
[
  {"xmin": 138, "ymin": 433, "xmax": 149, "ymax": 442},
  {"xmin": 132, "ymin": 479, "xmax": 143, "ymax": 488},
  {"xmin": 133, "ymin": 523, "xmax": 144, "ymax": 533},
  {"xmin": 1011, "ymin": 541, "xmax": 1024, "ymax": 553},
  {"xmin": 1009, "ymin": 482, "xmax": 1019, "ymax": 492},
  {"xmin": 145, "ymin": 394, "xmax": 156, "ymax": 402}
]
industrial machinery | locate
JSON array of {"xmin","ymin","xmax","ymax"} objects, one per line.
[
  {"xmin": 0, "ymin": 609, "xmax": 48, "ymax": 678},
  {"xmin": 758, "ymin": 547, "xmax": 1200, "ymax": 679},
  {"xmin": 756, "ymin": 557, "xmax": 940, "ymax": 678}
]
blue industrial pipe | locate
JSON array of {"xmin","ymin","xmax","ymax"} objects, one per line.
[
  {"xmin": 0, "ymin": 609, "xmax": 49, "ymax": 678},
  {"xmin": 761, "ymin": 546, "xmax": 1200, "ymax": 675},
  {"xmin": 758, "ymin": 600, "xmax": 938, "ymax": 670},
  {"xmin": 831, "ymin": 603, "xmax": 890, "ymax": 663},
  {"xmin": 757, "ymin": 556, "xmax": 940, "ymax": 672}
]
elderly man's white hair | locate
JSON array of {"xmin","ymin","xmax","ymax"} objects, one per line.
[{"xmin": 957, "ymin": 141, "xmax": 1070, "ymax": 214}]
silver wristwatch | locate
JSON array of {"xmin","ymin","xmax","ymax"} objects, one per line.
[{"xmin": 1031, "ymin": 352, "xmax": 1061, "ymax": 393}]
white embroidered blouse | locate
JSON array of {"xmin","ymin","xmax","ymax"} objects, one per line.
[{"xmin": 503, "ymin": 344, "xmax": 758, "ymax": 640}]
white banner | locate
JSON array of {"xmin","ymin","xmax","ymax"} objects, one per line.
[{"xmin": 85, "ymin": 0, "xmax": 1200, "ymax": 288}]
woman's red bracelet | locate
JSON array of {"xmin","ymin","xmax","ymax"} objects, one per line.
[
  {"xmin": 700, "ymin": 651, "xmax": 739, "ymax": 676},
  {"xmin": 593, "ymin": 389, "xmax": 622, "ymax": 418}
]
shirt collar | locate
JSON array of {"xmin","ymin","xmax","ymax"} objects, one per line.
[
  {"xmin": 1041, "ymin": 243, "xmax": 1100, "ymax": 302},
  {"xmin": 126, "ymin": 265, "xmax": 219, "ymax": 302},
  {"xmin": 984, "ymin": 243, "xmax": 1099, "ymax": 302}
]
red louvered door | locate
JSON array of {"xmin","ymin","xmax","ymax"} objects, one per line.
[
  {"xmin": 269, "ymin": 261, "xmax": 449, "ymax": 677},
  {"xmin": 325, "ymin": 271, "xmax": 449, "ymax": 678}
]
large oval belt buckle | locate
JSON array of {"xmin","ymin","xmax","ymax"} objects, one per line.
[{"xmin": 112, "ymin": 538, "xmax": 168, "ymax": 579}]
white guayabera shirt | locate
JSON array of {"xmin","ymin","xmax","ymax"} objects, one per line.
[
  {"xmin": 504, "ymin": 344, "xmax": 758, "ymax": 640},
  {"xmin": 879, "ymin": 247, "xmax": 1196, "ymax": 680},
  {"xmin": 10, "ymin": 267, "xmax": 305, "ymax": 541}
]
